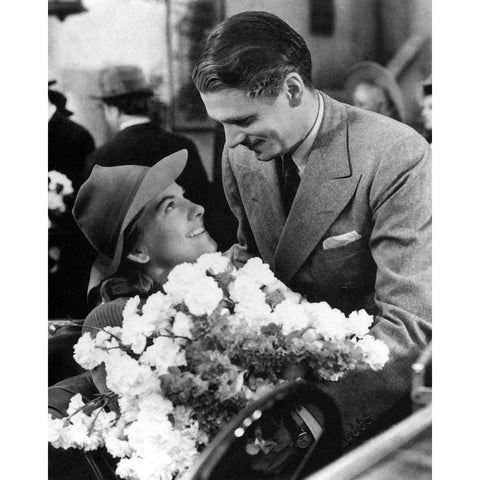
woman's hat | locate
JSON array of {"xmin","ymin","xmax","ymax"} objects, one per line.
[
  {"xmin": 345, "ymin": 61, "xmax": 406, "ymax": 122},
  {"xmin": 93, "ymin": 65, "xmax": 154, "ymax": 101},
  {"xmin": 73, "ymin": 150, "xmax": 188, "ymax": 293}
]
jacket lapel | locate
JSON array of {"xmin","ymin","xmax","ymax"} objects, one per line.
[
  {"xmin": 236, "ymin": 156, "xmax": 286, "ymax": 267},
  {"xmin": 273, "ymin": 93, "xmax": 361, "ymax": 283}
]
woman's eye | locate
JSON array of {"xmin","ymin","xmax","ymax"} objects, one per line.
[{"xmin": 165, "ymin": 201, "xmax": 176, "ymax": 212}]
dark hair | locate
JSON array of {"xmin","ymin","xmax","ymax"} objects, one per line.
[
  {"xmin": 192, "ymin": 11, "xmax": 313, "ymax": 98},
  {"xmin": 103, "ymin": 93, "xmax": 153, "ymax": 116},
  {"xmin": 99, "ymin": 210, "xmax": 159, "ymax": 302}
]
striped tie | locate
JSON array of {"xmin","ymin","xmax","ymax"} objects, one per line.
[{"xmin": 280, "ymin": 153, "xmax": 300, "ymax": 215}]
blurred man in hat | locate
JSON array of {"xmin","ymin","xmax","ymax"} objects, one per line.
[
  {"xmin": 193, "ymin": 10, "xmax": 431, "ymax": 464},
  {"xmin": 345, "ymin": 61, "xmax": 406, "ymax": 122},
  {"xmin": 48, "ymin": 80, "xmax": 97, "ymax": 319},
  {"xmin": 86, "ymin": 65, "xmax": 212, "ymax": 212}
]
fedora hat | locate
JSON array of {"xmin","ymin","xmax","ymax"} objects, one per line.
[
  {"xmin": 73, "ymin": 150, "xmax": 188, "ymax": 293},
  {"xmin": 93, "ymin": 65, "xmax": 154, "ymax": 101},
  {"xmin": 345, "ymin": 61, "xmax": 406, "ymax": 122}
]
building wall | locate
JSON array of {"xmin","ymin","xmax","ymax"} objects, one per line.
[{"xmin": 49, "ymin": 0, "xmax": 431, "ymax": 177}]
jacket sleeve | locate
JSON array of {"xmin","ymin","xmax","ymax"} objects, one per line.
[{"xmin": 319, "ymin": 133, "xmax": 432, "ymax": 449}]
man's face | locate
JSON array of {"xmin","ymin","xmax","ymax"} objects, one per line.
[
  {"xmin": 201, "ymin": 88, "xmax": 302, "ymax": 161},
  {"xmin": 102, "ymin": 103, "xmax": 120, "ymax": 132}
]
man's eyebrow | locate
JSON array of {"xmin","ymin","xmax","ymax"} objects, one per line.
[{"xmin": 218, "ymin": 114, "xmax": 258, "ymax": 125}]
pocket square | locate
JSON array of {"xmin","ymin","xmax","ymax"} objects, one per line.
[{"xmin": 322, "ymin": 231, "xmax": 362, "ymax": 249}]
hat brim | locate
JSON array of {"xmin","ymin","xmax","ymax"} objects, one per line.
[
  {"xmin": 345, "ymin": 62, "xmax": 406, "ymax": 122},
  {"xmin": 88, "ymin": 149, "xmax": 188, "ymax": 294},
  {"xmin": 91, "ymin": 89, "xmax": 154, "ymax": 101}
]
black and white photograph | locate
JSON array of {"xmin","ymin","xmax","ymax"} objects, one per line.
[
  {"xmin": 7, "ymin": 0, "xmax": 471, "ymax": 478},
  {"xmin": 44, "ymin": 1, "xmax": 436, "ymax": 479}
]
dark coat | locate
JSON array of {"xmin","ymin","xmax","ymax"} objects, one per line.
[
  {"xmin": 48, "ymin": 111, "xmax": 95, "ymax": 191},
  {"xmin": 86, "ymin": 122, "xmax": 212, "ymax": 209},
  {"xmin": 49, "ymin": 112, "xmax": 97, "ymax": 319}
]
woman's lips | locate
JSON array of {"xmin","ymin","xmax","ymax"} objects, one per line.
[{"xmin": 187, "ymin": 227, "xmax": 205, "ymax": 238}]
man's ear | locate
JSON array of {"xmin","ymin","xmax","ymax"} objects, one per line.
[
  {"xmin": 284, "ymin": 73, "xmax": 305, "ymax": 107},
  {"xmin": 127, "ymin": 248, "xmax": 150, "ymax": 264}
]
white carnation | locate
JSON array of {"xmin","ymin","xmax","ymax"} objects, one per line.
[
  {"xmin": 172, "ymin": 312, "xmax": 194, "ymax": 339},
  {"xmin": 105, "ymin": 352, "xmax": 159, "ymax": 397},
  {"xmin": 238, "ymin": 257, "xmax": 276, "ymax": 288},
  {"xmin": 139, "ymin": 336, "xmax": 186, "ymax": 374},
  {"xmin": 229, "ymin": 275, "xmax": 271, "ymax": 326},
  {"xmin": 344, "ymin": 309, "xmax": 374, "ymax": 338},
  {"xmin": 195, "ymin": 252, "xmax": 230, "ymax": 274},
  {"xmin": 356, "ymin": 335, "xmax": 389, "ymax": 370},
  {"xmin": 141, "ymin": 292, "xmax": 175, "ymax": 335},
  {"xmin": 184, "ymin": 276, "xmax": 223, "ymax": 316},
  {"xmin": 163, "ymin": 263, "xmax": 207, "ymax": 304},
  {"xmin": 73, "ymin": 333, "xmax": 107, "ymax": 370},
  {"xmin": 304, "ymin": 302, "xmax": 350, "ymax": 340},
  {"xmin": 48, "ymin": 191, "xmax": 65, "ymax": 212},
  {"xmin": 271, "ymin": 300, "xmax": 312, "ymax": 335}
]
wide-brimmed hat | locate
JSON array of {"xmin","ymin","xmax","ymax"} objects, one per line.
[
  {"xmin": 92, "ymin": 65, "xmax": 154, "ymax": 101},
  {"xmin": 345, "ymin": 61, "xmax": 406, "ymax": 122},
  {"xmin": 73, "ymin": 150, "xmax": 188, "ymax": 293}
]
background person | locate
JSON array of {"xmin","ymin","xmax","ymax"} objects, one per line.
[
  {"xmin": 344, "ymin": 61, "xmax": 406, "ymax": 122},
  {"xmin": 48, "ymin": 80, "xmax": 97, "ymax": 319},
  {"xmin": 193, "ymin": 10, "xmax": 431, "ymax": 458},
  {"xmin": 86, "ymin": 65, "xmax": 212, "ymax": 213}
]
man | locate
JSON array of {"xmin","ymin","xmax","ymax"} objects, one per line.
[
  {"xmin": 87, "ymin": 65, "xmax": 212, "ymax": 210},
  {"xmin": 48, "ymin": 81, "xmax": 95, "ymax": 192},
  {"xmin": 193, "ymin": 10, "xmax": 431, "ymax": 461},
  {"xmin": 48, "ymin": 82, "xmax": 96, "ymax": 319}
]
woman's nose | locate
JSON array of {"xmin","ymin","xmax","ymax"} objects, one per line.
[
  {"xmin": 189, "ymin": 201, "xmax": 204, "ymax": 220},
  {"xmin": 224, "ymin": 124, "xmax": 246, "ymax": 149}
]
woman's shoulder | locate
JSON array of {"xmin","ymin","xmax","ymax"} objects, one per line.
[{"xmin": 82, "ymin": 297, "xmax": 129, "ymax": 335}]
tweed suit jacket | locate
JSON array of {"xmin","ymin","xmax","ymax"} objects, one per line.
[{"xmin": 222, "ymin": 92, "xmax": 432, "ymax": 450}]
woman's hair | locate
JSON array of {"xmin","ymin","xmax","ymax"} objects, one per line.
[
  {"xmin": 99, "ymin": 210, "xmax": 158, "ymax": 302},
  {"xmin": 192, "ymin": 11, "xmax": 313, "ymax": 98}
]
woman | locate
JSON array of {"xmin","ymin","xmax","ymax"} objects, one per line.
[{"xmin": 73, "ymin": 149, "xmax": 218, "ymax": 393}]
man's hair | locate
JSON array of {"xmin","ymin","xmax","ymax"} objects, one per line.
[
  {"xmin": 103, "ymin": 93, "xmax": 153, "ymax": 117},
  {"xmin": 192, "ymin": 11, "xmax": 313, "ymax": 98}
]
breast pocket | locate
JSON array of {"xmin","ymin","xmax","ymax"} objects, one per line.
[{"xmin": 313, "ymin": 234, "xmax": 376, "ymax": 293}]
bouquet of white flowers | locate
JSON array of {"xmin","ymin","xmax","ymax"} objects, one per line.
[{"xmin": 49, "ymin": 253, "xmax": 389, "ymax": 480}]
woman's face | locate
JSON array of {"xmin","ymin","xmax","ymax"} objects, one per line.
[{"xmin": 135, "ymin": 183, "xmax": 217, "ymax": 270}]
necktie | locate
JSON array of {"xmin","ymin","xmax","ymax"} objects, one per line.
[{"xmin": 280, "ymin": 153, "xmax": 300, "ymax": 215}]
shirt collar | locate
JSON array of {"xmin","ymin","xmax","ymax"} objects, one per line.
[
  {"xmin": 119, "ymin": 117, "xmax": 150, "ymax": 131},
  {"xmin": 291, "ymin": 91, "xmax": 324, "ymax": 176}
]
